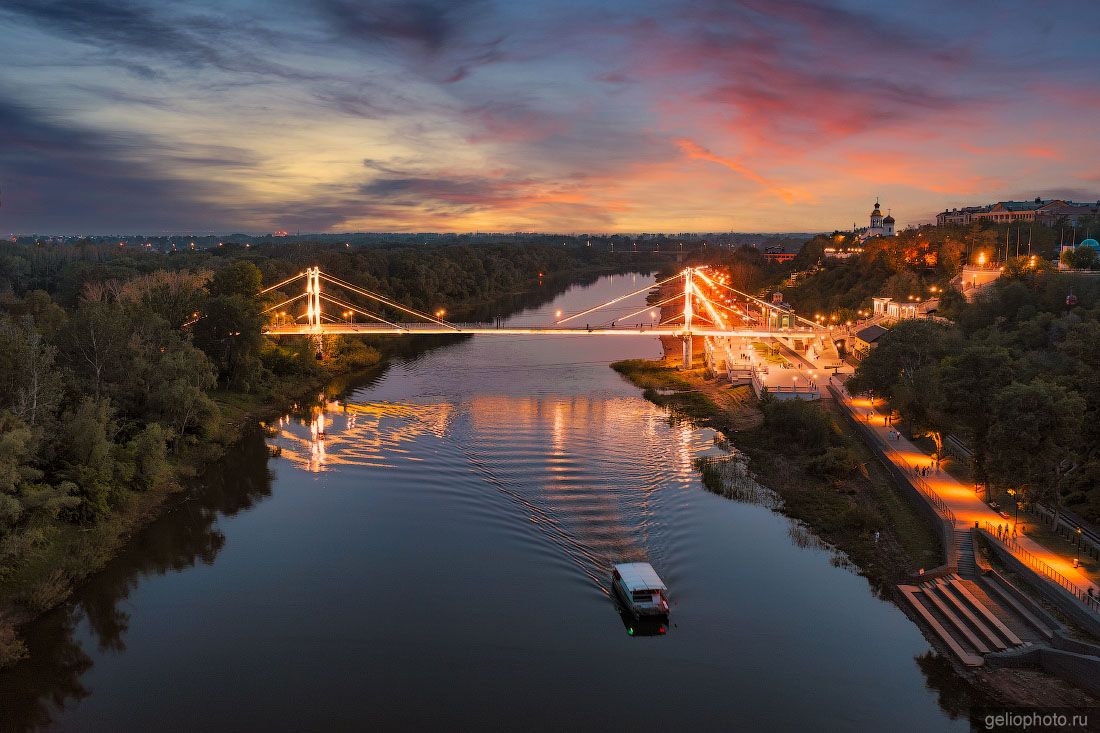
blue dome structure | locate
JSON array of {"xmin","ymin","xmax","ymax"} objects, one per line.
[{"xmin": 1080, "ymin": 238, "xmax": 1099, "ymax": 249}]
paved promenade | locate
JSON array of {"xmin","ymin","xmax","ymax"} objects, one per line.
[{"xmin": 830, "ymin": 375, "xmax": 1098, "ymax": 597}]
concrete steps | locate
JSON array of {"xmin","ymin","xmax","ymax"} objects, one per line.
[
  {"xmin": 900, "ymin": 584, "xmax": 983, "ymax": 667},
  {"xmin": 955, "ymin": 529, "xmax": 978, "ymax": 578},
  {"xmin": 979, "ymin": 572, "xmax": 1057, "ymax": 642},
  {"xmin": 899, "ymin": 573, "xmax": 1031, "ymax": 667}
]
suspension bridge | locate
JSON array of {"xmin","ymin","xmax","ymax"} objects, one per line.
[{"xmin": 259, "ymin": 266, "xmax": 837, "ymax": 369}]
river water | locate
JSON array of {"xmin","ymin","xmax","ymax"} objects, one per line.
[{"xmin": 2, "ymin": 274, "xmax": 968, "ymax": 731}]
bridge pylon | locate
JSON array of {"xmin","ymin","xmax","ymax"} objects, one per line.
[
  {"xmin": 681, "ymin": 266, "xmax": 693, "ymax": 369},
  {"xmin": 306, "ymin": 266, "xmax": 324, "ymax": 357}
]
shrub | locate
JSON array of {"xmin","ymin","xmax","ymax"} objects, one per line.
[
  {"xmin": 805, "ymin": 447, "xmax": 860, "ymax": 479},
  {"xmin": 761, "ymin": 399, "xmax": 833, "ymax": 453}
]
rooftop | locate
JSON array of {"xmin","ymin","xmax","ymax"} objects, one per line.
[
  {"xmin": 614, "ymin": 562, "xmax": 667, "ymax": 592},
  {"xmin": 856, "ymin": 324, "xmax": 889, "ymax": 343}
]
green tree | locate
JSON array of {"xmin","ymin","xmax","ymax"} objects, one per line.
[
  {"xmin": 58, "ymin": 303, "xmax": 132, "ymax": 398},
  {"xmin": 987, "ymin": 380, "xmax": 1084, "ymax": 520},
  {"xmin": 209, "ymin": 261, "xmax": 262, "ymax": 299},
  {"xmin": 848, "ymin": 319, "xmax": 960, "ymax": 446},
  {"xmin": 0, "ymin": 316, "xmax": 63, "ymax": 432},
  {"xmin": 936, "ymin": 285, "xmax": 968, "ymax": 322},
  {"xmin": 192, "ymin": 295, "xmax": 265, "ymax": 390},
  {"xmin": 149, "ymin": 342, "xmax": 220, "ymax": 452},
  {"xmin": 935, "ymin": 345, "xmax": 1014, "ymax": 484},
  {"xmin": 56, "ymin": 397, "xmax": 119, "ymax": 523},
  {"xmin": 125, "ymin": 423, "xmax": 171, "ymax": 491},
  {"xmin": 1060, "ymin": 245, "xmax": 1099, "ymax": 270}
]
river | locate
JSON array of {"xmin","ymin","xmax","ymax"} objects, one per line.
[{"xmin": 1, "ymin": 274, "xmax": 968, "ymax": 731}]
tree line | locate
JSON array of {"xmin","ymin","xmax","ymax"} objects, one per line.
[
  {"xmin": 848, "ymin": 269, "xmax": 1100, "ymax": 524},
  {"xmin": 0, "ymin": 237, "xmax": 656, "ymax": 664}
]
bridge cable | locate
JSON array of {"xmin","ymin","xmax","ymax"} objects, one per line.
[
  {"xmin": 318, "ymin": 293, "xmax": 409, "ymax": 331},
  {"xmin": 609, "ymin": 293, "xmax": 685, "ymax": 324},
  {"xmin": 318, "ymin": 272, "xmax": 459, "ymax": 330},
  {"xmin": 261, "ymin": 291, "xmax": 308, "ymax": 314},
  {"xmin": 554, "ymin": 272, "xmax": 682, "ymax": 325},
  {"xmin": 259, "ymin": 271, "xmax": 307, "ymax": 295},
  {"xmin": 694, "ymin": 270, "xmax": 821, "ymax": 330}
]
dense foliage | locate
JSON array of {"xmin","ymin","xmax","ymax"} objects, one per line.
[
  {"xmin": 0, "ymin": 237, "xmax": 653, "ymax": 660},
  {"xmin": 849, "ymin": 269, "xmax": 1100, "ymax": 521},
  {"xmin": 780, "ymin": 221, "xmax": 1084, "ymax": 322}
]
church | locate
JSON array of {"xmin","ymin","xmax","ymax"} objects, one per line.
[{"xmin": 854, "ymin": 200, "xmax": 895, "ymax": 240}]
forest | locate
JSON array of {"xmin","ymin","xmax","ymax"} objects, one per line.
[
  {"xmin": 781, "ymin": 219, "xmax": 1098, "ymax": 322},
  {"xmin": 0, "ymin": 237, "xmax": 657, "ymax": 665},
  {"xmin": 848, "ymin": 268, "xmax": 1100, "ymax": 524}
]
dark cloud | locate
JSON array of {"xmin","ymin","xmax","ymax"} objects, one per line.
[
  {"xmin": 315, "ymin": 0, "xmax": 505, "ymax": 82},
  {"xmin": 2, "ymin": 0, "xmax": 1099, "ymax": 233},
  {"xmin": 359, "ymin": 174, "xmax": 525, "ymax": 209},
  {"xmin": 1012, "ymin": 188, "xmax": 1100, "ymax": 204},
  {"xmin": 0, "ymin": 97, "xmax": 241, "ymax": 233},
  {"xmin": 0, "ymin": 0, "xmax": 316, "ymax": 81},
  {"xmin": 317, "ymin": 0, "xmax": 485, "ymax": 52},
  {"xmin": 1, "ymin": 0, "xmax": 225, "ymax": 66}
]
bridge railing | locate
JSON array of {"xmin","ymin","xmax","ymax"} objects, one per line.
[
  {"xmin": 829, "ymin": 378, "xmax": 958, "ymax": 568},
  {"xmin": 981, "ymin": 522, "xmax": 1100, "ymax": 614}
]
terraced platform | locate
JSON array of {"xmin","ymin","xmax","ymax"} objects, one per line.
[{"xmin": 899, "ymin": 572, "xmax": 1054, "ymax": 667}]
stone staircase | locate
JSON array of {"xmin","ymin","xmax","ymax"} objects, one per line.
[
  {"xmin": 955, "ymin": 528, "xmax": 978, "ymax": 578},
  {"xmin": 899, "ymin": 573, "xmax": 1041, "ymax": 667}
]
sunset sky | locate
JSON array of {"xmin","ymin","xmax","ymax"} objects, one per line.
[{"xmin": 2, "ymin": 0, "xmax": 1099, "ymax": 234}]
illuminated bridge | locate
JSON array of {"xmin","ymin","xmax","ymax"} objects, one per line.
[{"xmin": 259, "ymin": 267, "xmax": 835, "ymax": 368}]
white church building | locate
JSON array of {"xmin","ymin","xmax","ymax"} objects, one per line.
[{"xmin": 855, "ymin": 200, "xmax": 896, "ymax": 240}]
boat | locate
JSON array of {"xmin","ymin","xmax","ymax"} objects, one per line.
[{"xmin": 612, "ymin": 562, "xmax": 669, "ymax": 619}]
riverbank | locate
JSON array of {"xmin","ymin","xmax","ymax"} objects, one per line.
[
  {"xmin": 611, "ymin": 351, "xmax": 1100, "ymax": 710},
  {"xmin": 611, "ymin": 354, "xmax": 940, "ymax": 589},
  {"xmin": 0, "ymin": 345, "xmax": 374, "ymax": 669},
  {"xmin": 0, "ymin": 266, "xmax": 626, "ymax": 670}
]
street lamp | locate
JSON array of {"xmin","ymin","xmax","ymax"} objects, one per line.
[
  {"xmin": 1007, "ymin": 488, "xmax": 1018, "ymax": 529},
  {"xmin": 1076, "ymin": 527, "xmax": 1083, "ymax": 567}
]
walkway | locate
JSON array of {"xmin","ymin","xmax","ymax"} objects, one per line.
[{"xmin": 830, "ymin": 375, "xmax": 1099, "ymax": 597}]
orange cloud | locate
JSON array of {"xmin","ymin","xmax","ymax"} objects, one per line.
[{"xmin": 675, "ymin": 138, "xmax": 810, "ymax": 204}]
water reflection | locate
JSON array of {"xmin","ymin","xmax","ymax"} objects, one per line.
[
  {"xmin": 0, "ymin": 429, "xmax": 274, "ymax": 730},
  {"xmin": 1, "ymin": 273, "xmax": 977, "ymax": 730},
  {"xmin": 273, "ymin": 400, "xmax": 455, "ymax": 472},
  {"xmin": 269, "ymin": 392, "xmax": 707, "ymax": 596},
  {"xmin": 617, "ymin": 609, "xmax": 669, "ymax": 637}
]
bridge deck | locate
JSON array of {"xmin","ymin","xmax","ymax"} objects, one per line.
[{"xmin": 264, "ymin": 324, "xmax": 826, "ymax": 338}]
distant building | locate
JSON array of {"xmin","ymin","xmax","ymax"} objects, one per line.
[
  {"xmin": 273, "ymin": 230, "xmax": 289, "ymax": 237},
  {"xmin": 936, "ymin": 197, "xmax": 1099, "ymax": 227},
  {"xmin": 853, "ymin": 200, "xmax": 896, "ymax": 241},
  {"xmin": 872, "ymin": 297, "xmax": 920, "ymax": 320},
  {"xmin": 853, "ymin": 324, "xmax": 889, "ymax": 361},
  {"xmin": 823, "ymin": 246, "xmax": 863, "ymax": 259},
  {"xmin": 761, "ymin": 248, "xmax": 796, "ymax": 263}
]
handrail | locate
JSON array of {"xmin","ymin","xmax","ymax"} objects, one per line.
[
  {"xmin": 889, "ymin": 447, "xmax": 957, "ymax": 524},
  {"xmin": 981, "ymin": 522, "xmax": 1100, "ymax": 614},
  {"xmin": 829, "ymin": 380, "xmax": 957, "ymax": 566}
]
